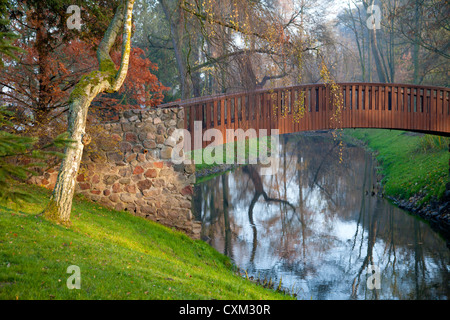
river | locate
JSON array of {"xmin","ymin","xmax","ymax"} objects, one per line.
[{"xmin": 193, "ymin": 132, "xmax": 450, "ymax": 300}]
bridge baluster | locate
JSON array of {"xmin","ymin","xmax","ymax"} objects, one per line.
[{"xmin": 160, "ymin": 83, "xmax": 449, "ymax": 146}]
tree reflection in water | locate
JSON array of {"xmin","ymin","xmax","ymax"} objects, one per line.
[{"xmin": 193, "ymin": 132, "xmax": 450, "ymax": 300}]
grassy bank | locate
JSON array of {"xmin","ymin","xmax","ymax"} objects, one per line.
[
  {"xmin": 344, "ymin": 129, "xmax": 449, "ymax": 205},
  {"xmin": 0, "ymin": 184, "xmax": 292, "ymax": 300}
]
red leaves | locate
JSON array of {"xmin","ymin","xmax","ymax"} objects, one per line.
[
  {"xmin": 110, "ymin": 47, "xmax": 169, "ymax": 108},
  {"xmin": 2, "ymin": 7, "xmax": 168, "ymax": 133}
]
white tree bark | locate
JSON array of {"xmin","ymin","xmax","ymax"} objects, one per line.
[{"xmin": 45, "ymin": 0, "xmax": 135, "ymax": 223}]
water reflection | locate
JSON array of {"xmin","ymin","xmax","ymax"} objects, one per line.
[{"xmin": 194, "ymin": 133, "xmax": 450, "ymax": 300}]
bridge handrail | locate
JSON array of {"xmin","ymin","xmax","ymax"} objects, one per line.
[
  {"xmin": 171, "ymin": 82, "xmax": 450, "ymax": 146},
  {"xmin": 157, "ymin": 82, "xmax": 449, "ymax": 109}
]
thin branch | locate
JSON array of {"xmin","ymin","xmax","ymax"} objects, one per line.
[{"xmin": 191, "ymin": 48, "xmax": 280, "ymax": 72}]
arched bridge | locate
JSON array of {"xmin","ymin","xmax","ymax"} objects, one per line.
[{"xmin": 160, "ymin": 83, "xmax": 450, "ymax": 148}]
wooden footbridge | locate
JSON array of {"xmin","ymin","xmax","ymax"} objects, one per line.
[{"xmin": 159, "ymin": 83, "xmax": 450, "ymax": 147}]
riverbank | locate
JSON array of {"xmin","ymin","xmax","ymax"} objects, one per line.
[
  {"xmin": 343, "ymin": 129, "xmax": 450, "ymax": 244},
  {"xmin": 0, "ymin": 183, "xmax": 292, "ymax": 300}
]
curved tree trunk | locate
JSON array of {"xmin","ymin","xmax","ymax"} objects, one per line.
[
  {"xmin": 48, "ymin": 75, "xmax": 111, "ymax": 222},
  {"xmin": 44, "ymin": 0, "xmax": 135, "ymax": 224}
]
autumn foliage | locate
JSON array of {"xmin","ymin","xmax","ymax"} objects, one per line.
[
  {"xmin": 109, "ymin": 46, "xmax": 168, "ymax": 109},
  {"xmin": 0, "ymin": 2, "xmax": 168, "ymax": 140}
]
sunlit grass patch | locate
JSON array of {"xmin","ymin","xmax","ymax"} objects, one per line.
[
  {"xmin": 344, "ymin": 129, "xmax": 448, "ymax": 203},
  {"xmin": 0, "ymin": 183, "xmax": 292, "ymax": 300}
]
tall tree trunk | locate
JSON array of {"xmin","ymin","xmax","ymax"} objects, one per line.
[
  {"xmin": 388, "ymin": 13, "xmax": 395, "ymax": 82},
  {"xmin": 159, "ymin": 0, "xmax": 189, "ymax": 99},
  {"xmin": 44, "ymin": 0, "xmax": 135, "ymax": 223},
  {"xmin": 413, "ymin": 0, "xmax": 422, "ymax": 84},
  {"xmin": 349, "ymin": 3, "xmax": 366, "ymax": 81},
  {"xmin": 190, "ymin": 34, "xmax": 202, "ymax": 97},
  {"xmin": 363, "ymin": 0, "xmax": 387, "ymax": 83},
  {"xmin": 35, "ymin": 5, "xmax": 52, "ymax": 126},
  {"xmin": 368, "ymin": 32, "xmax": 372, "ymax": 82},
  {"xmin": 369, "ymin": 27, "xmax": 387, "ymax": 83}
]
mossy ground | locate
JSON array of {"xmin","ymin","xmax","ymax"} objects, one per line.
[{"xmin": 0, "ymin": 183, "xmax": 292, "ymax": 300}]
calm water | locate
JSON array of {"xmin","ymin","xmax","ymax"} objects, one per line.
[{"xmin": 193, "ymin": 133, "xmax": 450, "ymax": 300}]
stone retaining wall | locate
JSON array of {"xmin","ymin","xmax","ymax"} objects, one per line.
[{"xmin": 31, "ymin": 107, "xmax": 201, "ymax": 239}]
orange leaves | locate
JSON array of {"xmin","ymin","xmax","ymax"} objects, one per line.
[
  {"xmin": 108, "ymin": 47, "xmax": 169, "ymax": 109},
  {"xmin": 2, "ymin": 1, "xmax": 168, "ymax": 131}
]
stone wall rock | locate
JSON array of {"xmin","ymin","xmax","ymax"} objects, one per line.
[{"xmin": 31, "ymin": 107, "xmax": 199, "ymax": 239}]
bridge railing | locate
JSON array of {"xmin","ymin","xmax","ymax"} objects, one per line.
[{"xmin": 159, "ymin": 83, "xmax": 450, "ymax": 148}]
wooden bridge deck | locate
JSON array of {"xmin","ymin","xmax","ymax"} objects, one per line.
[{"xmin": 159, "ymin": 83, "xmax": 450, "ymax": 148}]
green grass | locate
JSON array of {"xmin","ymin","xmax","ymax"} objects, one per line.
[
  {"xmin": 344, "ymin": 129, "xmax": 449, "ymax": 204},
  {"xmin": 0, "ymin": 184, "xmax": 292, "ymax": 300}
]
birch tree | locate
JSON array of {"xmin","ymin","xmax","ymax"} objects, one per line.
[{"xmin": 43, "ymin": 0, "xmax": 136, "ymax": 223}]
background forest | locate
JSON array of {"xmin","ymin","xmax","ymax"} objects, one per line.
[{"xmin": 1, "ymin": 0, "xmax": 448, "ymax": 131}]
